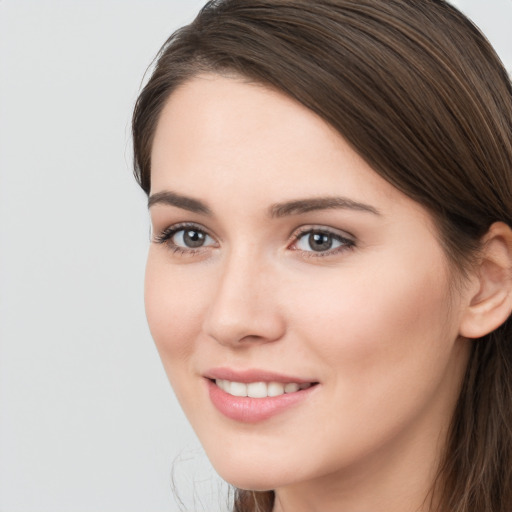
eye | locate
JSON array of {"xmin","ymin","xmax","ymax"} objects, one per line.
[
  {"xmin": 173, "ymin": 228, "xmax": 214, "ymax": 249},
  {"xmin": 153, "ymin": 223, "xmax": 217, "ymax": 253},
  {"xmin": 292, "ymin": 228, "xmax": 354, "ymax": 254}
]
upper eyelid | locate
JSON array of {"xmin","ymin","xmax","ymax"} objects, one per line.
[
  {"xmin": 289, "ymin": 225, "xmax": 355, "ymax": 241},
  {"xmin": 154, "ymin": 221, "xmax": 217, "ymax": 239}
]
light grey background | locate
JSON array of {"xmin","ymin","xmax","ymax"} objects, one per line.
[{"xmin": 0, "ymin": 1, "xmax": 510, "ymax": 511}]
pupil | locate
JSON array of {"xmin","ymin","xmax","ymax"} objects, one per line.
[
  {"xmin": 184, "ymin": 230, "xmax": 205, "ymax": 248},
  {"xmin": 309, "ymin": 232, "xmax": 332, "ymax": 251}
]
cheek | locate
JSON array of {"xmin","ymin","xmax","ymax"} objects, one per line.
[
  {"xmin": 144, "ymin": 253, "xmax": 208, "ymax": 372},
  {"xmin": 263, "ymin": 250, "xmax": 465, "ymax": 477},
  {"xmin": 288, "ymin": 248, "xmax": 457, "ymax": 397}
]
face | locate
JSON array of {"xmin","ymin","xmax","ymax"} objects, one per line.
[{"xmin": 146, "ymin": 74, "xmax": 471, "ymax": 495}]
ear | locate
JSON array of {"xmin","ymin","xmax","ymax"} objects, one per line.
[{"xmin": 459, "ymin": 222, "xmax": 512, "ymax": 339}]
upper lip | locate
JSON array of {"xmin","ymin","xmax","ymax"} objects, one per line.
[{"xmin": 204, "ymin": 367, "xmax": 317, "ymax": 384}]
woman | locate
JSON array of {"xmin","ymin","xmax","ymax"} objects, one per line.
[{"xmin": 132, "ymin": 1, "xmax": 512, "ymax": 510}]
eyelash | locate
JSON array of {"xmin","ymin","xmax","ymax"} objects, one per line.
[
  {"xmin": 289, "ymin": 227, "xmax": 356, "ymax": 258},
  {"xmin": 153, "ymin": 222, "xmax": 214, "ymax": 256},
  {"xmin": 152, "ymin": 223, "xmax": 356, "ymax": 258}
]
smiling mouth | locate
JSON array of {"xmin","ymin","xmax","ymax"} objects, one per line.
[{"xmin": 213, "ymin": 379, "xmax": 317, "ymax": 398}]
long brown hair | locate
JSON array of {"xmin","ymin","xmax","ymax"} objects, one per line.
[{"xmin": 132, "ymin": 1, "xmax": 512, "ymax": 510}]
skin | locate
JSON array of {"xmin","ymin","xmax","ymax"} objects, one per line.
[{"xmin": 146, "ymin": 74, "xmax": 474, "ymax": 512}]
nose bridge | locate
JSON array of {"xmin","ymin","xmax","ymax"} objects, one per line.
[{"xmin": 203, "ymin": 244, "xmax": 284, "ymax": 346}]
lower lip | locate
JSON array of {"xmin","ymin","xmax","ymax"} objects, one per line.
[{"xmin": 207, "ymin": 379, "xmax": 317, "ymax": 423}]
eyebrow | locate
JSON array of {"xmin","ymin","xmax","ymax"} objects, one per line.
[
  {"xmin": 269, "ymin": 196, "xmax": 380, "ymax": 218},
  {"xmin": 148, "ymin": 190, "xmax": 212, "ymax": 215},
  {"xmin": 148, "ymin": 190, "xmax": 380, "ymax": 218}
]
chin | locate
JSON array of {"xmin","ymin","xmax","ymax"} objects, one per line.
[
  {"xmin": 215, "ymin": 467, "xmax": 284, "ymax": 492},
  {"xmin": 204, "ymin": 447, "xmax": 297, "ymax": 491}
]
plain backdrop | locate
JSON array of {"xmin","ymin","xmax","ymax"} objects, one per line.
[{"xmin": 0, "ymin": 1, "xmax": 511, "ymax": 511}]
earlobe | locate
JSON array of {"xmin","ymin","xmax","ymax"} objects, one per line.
[{"xmin": 459, "ymin": 222, "xmax": 512, "ymax": 339}]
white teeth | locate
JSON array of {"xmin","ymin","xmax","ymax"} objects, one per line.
[
  {"xmin": 217, "ymin": 379, "xmax": 230, "ymax": 393},
  {"xmin": 230, "ymin": 381, "xmax": 248, "ymax": 397},
  {"xmin": 247, "ymin": 382, "xmax": 267, "ymax": 398},
  {"xmin": 284, "ymin": 383, "xmax": 300, "ymax": 393},
  {"xmin": 267, "ymin": 382, "xmax": 285, "ymax": 397},
  {"xmin": 215, "ymin": 379, "xmax": 312, "ymax": 398}
]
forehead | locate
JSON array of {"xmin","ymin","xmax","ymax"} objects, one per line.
[{"xmin": 150, "ymin": 74, "xmax": 423, "ymax": 220}]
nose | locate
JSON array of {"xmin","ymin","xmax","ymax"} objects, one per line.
[{"xmin": 202, "ymin": 250, "xmax": 286, "ymax": 347}]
